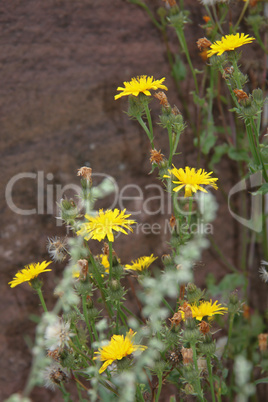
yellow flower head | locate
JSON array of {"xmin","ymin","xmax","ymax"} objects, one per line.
[
  {"xmin": 115, "ymin": 75, "xmax": 168, "ymax": 100},
  {"xmin": 164, "ymin": 166, "xmax": 218, "ymax": 197},
  {"xmin": 94, "ymin": 329, "xmax": 147, "ymax": 373},
  {"xmin": 207, "ymin": 33, "xmax": 255, "ymax": 57},
  {"xmin": 125, "ymin": 254, "xmax": 157, "ymax": 272},
  {"xmin": 180, "ymin": 300, "xmax": 228, "ymax": 321},
  {"xmin": 9, "ymin": 261, "xmax": 52, "ymax": 288},
  {"xmin": 76, "ymin": 209, "xmax": 136, "ymax": 243}
]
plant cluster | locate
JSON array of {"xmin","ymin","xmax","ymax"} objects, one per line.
[{"xmin": 6, "ymin": 0, "xmax": 268, "ymax": 401}]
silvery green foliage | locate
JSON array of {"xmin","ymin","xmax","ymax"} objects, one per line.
[
  {"xmin": 4, "ymin": 395, "xmax": 32, "ymax": 402},
  {"xmin": 234, "ymin": 355, "xmax": 255, "ymax": 402}
]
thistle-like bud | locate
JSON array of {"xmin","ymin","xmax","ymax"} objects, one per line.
[
  {"xmin": 228, "ymin": 291, "xmax": 241, "ymax": 314},
  {"xmin": 186, "ymin": 283, "xmax": 204, "ymax": 304},
  {"xmin": 252, "ymin": 88, "xmax": 264, "ymax": 108},
  {"xmin": 199, "ymin": 333, "xmax": 216, "ymax": 355},
  {"xmin": 59, "ymin": 198, "xmax": 79, "ymax": 225}
]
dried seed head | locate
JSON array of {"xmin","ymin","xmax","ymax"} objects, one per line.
[
  {"xmin": 196, "ymin": 37, "xmax": 212, "ymax": 51},
  {"xmin": 233, "ymin": 89, "xmax": 249, "ymax": 103},
  {"xmin": 77, "ymin": 166, "xmax": 92, "ymax": 182},
  {"xmin": 181, "ymin": 346, "xmax": 193, "ymax": 365},
  {"xmin": 199, "ymin": 320, "xmax": 210, "ymax": 335},
  {"xmin": 150, "ymin": 149, "xmax": 164, "ymax": 165},
  {"xmin": 43, "ymin": 363, "xmax": 69, "ymax": 390},
  {"xmin": 47, "ymin": 237, "xmax": 68, "ymax": 262},
  {"xmin": 102, "ymin": 242, "xmax": 110, "ymax": 255},
  {"xmin": 258, "ymin": 333, "xmax": 268, "ymax": 352},
  {"xmin": 154, "ymin": 91, "xmax": 170, "ymax": 108},
  {"xmin": 167, "ymin": 348, "xmax": 182, "ymax": 364}
]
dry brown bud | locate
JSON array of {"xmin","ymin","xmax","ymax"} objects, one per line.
[
  {"xmin": 169, "ymin": 311, "xmax": 182, "ymax": 327},
  {"xmin": 47, "ymin": 349, "xmax": 61, "ymax": 362},
  {"xmin": 222, "ymin": 66, "xmax": 234, "ymax": 79},
  {"xmin": 77, "ymin": 166, "xmax": 92, "ymax": 182},
  {"xmin": 77, "ymin": 259, "xmax": 88, "ymax": 280},
  {"xmin": 199, "ymin": 320, "xmax": 210, "ymax": 335},
  {"xmin": 196, "ymin": 37, "xmax": 212, "ymax": 51},
  {"xmin": 233, "ymin": 89, "xmax": 249, "ymax": 103},
  {"xmin": 150, "ymin": 149, "xmax": 164, "ymax": 165},
  {"xmin": 181, "ymin": 346, "xmax": 193, "ymax": 365},
  {"xmin": 154, "ymin": 91, "xmax": 170, "ymax": 108},
  {"xmin": 162, "ymin": 0, "xmax": 177, "ymax": 6},
  {"xmin": 258, "ymin": 333, "xmax": 268, "ymax": 352},
  {"xmin": 171, "ymin": 105, "xmax": 181, "ymax": 115},
  {"xmin": 169, "ymin": 214, "xmax": 176, "ymax": 229},
  {"xmin": 180, "ymin": 302, "xmax": 193, "ymax": 319}
]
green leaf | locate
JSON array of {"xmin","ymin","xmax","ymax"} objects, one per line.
[
  {"xmin": 252, "ymin": 183, "xmax": 268, "ymax": 195},
  {"xmin": 228, "ymin": 147, "xmax": 250, "ymax": 162},
  {"xmin": 172, "ymin": 55, "xmax": 187, "ymax": 82},
  {"xmin": 209, "ymin": 143, "xmax": 229, "ymax": 168},
  {"xmin": 255, "ymin": 377, "xmax": 268, "ymax": 385}
]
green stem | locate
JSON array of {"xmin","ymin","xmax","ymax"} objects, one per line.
[
  {"xmin": 136, "ymin": 384, "xmax": 146, "ymax": 401},
  {"xmin": 144, "ymin": 103, "xmax": 154, "ymax": 148},
  {"xmin": 191, "ymin": 342, "xmax": 204, "ymax": 401},
  {"xmin": 36, "ymin": 287, "xmax": 48, "ymax": 312},
  {"xmin": 91, "ymin": 319, "xmax": 99, "ymax": 342},
  {"xmin": 234, "ymin": 0, "xmax": 249, "ymax": 32},
  {"xmin": 208, "ymin": 235, "xmax": 239, "ymax": 273},
  {"xmin": 155, "ymin": 373, "xmax": 163, "ymax": 402},
  {"xmin": 82, "ymin": 295, "xmax": 94, "ymax": 345},
  {"xmin": 253, "ymin": 28, "xmax": 268, "ymax": 55},
  {"xmin": 128, "ymin": 0, "xmax": 162, "ymax": 30},
  {"xmin": 206, "ymin": 356, "xmax": 216, "ymax": 402},
  {"xmin": 224, "ymin": 313, "xmax": 235, "ymax": 358},
  {"xmin": 137, "ymin": 115, "xmax": 154, "ymax": 148},
  {"xmin": 162, "ymin": 297, "xmax": 175, "ymax": 315},
  {"xmin": 69, "ymin": 339, "xmax": 93, "ymax": 365},
  {"xmin": 175, "ymin": 26, "xmax": 199, "ymax": 94},
  {"xmin": 250, "ymin": 117, "xmax": 268, "ymax": 182},
  {"xmin": 167, "ymin": 124, "xmax": 173, "ymax": 167},
  {"xmin": 187, "ymin": 197, "xmax": 193, "ymax": 228},
  {"xmin": 245, "ymin": 118, "xmax": 261, "ymax": 166},
  {"xmin": 108, "ymin": 240, "xmax": 113, "ymax": 281}
]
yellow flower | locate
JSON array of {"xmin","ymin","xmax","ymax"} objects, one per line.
[
  {"xmin": 180, "ymin": 300, "xmax": 228, "ymax": 321},
  {"xmin": 76, "ymin": 209, "xmax": 136, "ymax": 242},
  {"xmin": 9, "ymin": 261, "xmax": 52, "ymax": 288},
  {"xmin": 115, "ymin": 75, "xmax": 168, "ymax": 100},
  {"xmin": 94, "ymin": 329, "xmax": 147, "ymax": 373},
  {"xmin": 164, "ymin": 166, "xmax": 218, "ymax": 197},
  {"xmin": 207, "ymin": 33, "xmax": 255, "ymax": 57},
  {"xmin": 125, "ymin": 254, "xmax": 157, "ymax": 272}
]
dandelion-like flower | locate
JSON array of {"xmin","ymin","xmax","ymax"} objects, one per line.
[
  {"xmin": 164, "ymin": 166, "xmax": 218, "ymax": 197},
  {"xmin": 180, "ymin": 300, "xmax": 228, "ymax": 321},
  {"xmin": 76, "ymin": 209, "xmax": 136, "ymax": 242},
  {"xmin": 9, "ymin": 261, "xmax": 52, "ymax": 288},
  {"xmin": 45, "ymin": 317, "xmax": 74, "ymax": 351},
  {"xmin": 115, "ymin": 75, "xmax": 167, "ymax": 100},
  {"xmin": 125, "ymin": 254, "xmax": 157, "ymax": 272},
  {"xmin": 207, "ymin": 33, "xmax": 255, "ymax": 57},
  {"xmin": 94, "ymin": 329, "xmax": 147, "ymax": 373}
]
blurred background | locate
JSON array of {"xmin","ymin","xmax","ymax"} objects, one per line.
[{"xmin": 1, "ymin": 0, "xmax": 267, "ymax": 400}]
